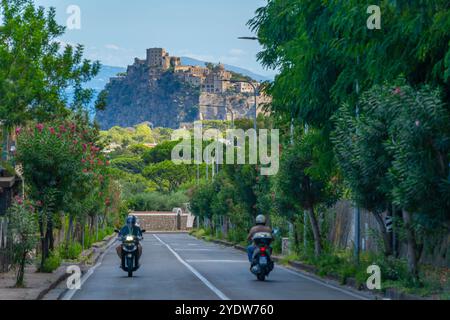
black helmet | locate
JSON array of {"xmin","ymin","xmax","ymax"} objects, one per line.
[{"xmin": 126, "ymin": 215, "xmax": 137, "ymax": 226}]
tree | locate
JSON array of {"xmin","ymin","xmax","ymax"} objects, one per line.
[
  {"xmin": 7, "ymin": 198, "xmax": 38, "ymax": 287},
  {"xmin": 335, "ymin": 82, "xmax": 450, "ymax": 278},
  {"xmin": 275, "ymin": 130, "xmax": 339, "ymax": 257},
  {"xmin": 0, "ymin": 0, "xmax": 100, "ymax": 127},
  {"xmin": 142, "ymin": 160, "xmax": 191, "ymax": 193},
  {"xmin": 249, "ymin": 0, "xmax": 450, "ymax": 132},
  {"xmin": 387, "ymin": 84, "xmax": 450, "ymax": 278},
  {"xmin": 333, "ymin": 84, "xmax": 399, "ymax": 256},
  {"xmin": 16, "ymin": 116, "xmax": 109, "ymax": 269},
  {"xmin": 110, "ymin": 156, "xmax": 145, "ymax": 174},
  {"xmin": 142, "ymin": 140, "xmax": 181, "ymax": 164},
  {"xmin": 190, "ymin": 181, "xmax": 215, "ymax": 221}
]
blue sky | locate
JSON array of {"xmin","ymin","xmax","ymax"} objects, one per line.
[{"xmin": 32, "ymin": 0, "xmax": 275, "ymax": 77}]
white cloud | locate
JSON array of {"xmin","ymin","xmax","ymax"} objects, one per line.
[
  {"xmin": 229, "ymin": 48, "xmax": 246, "ymax": 57},
  {"xmin": 105, "ymin": 44, "xmax": 120, "ymax": 50}
]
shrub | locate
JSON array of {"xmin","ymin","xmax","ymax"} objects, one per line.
[
  {"xmin": 60, "ymin": 242, "xmax": 83, "ymax": 260},
  {"xmin": 126, "ymin": 191, "xmax": 188, "ymax": 211},
  {"xmin": 41, "ymin": 251, "xmax": 62, "ymax": 273}
]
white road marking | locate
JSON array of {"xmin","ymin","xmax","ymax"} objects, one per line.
[
  {"xmin": 186, "ymin": 260, "xmax": 247, "ymax": 263},
  {"xmin": 61, "ymin": 238, "xmax": 116, "ymax": 300},
  {"xmin": 173, "ymin": 249, "xmax": 217, "ymax": 251},
  {"xmin": 279, "ymin": 266, "xmax": 370, "ymax": 300},
  {"xmin": 153, "ymin": 234, "xmax": 230, "ymax": 301}
]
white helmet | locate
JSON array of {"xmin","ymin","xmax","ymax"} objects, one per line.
[{"xmin": 255, "ymin": 215, "xmax": 266, "ymax": 225}]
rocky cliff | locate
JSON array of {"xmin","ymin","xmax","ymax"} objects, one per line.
[{"xmin": 95, "ymin": 66, "xmax": 199, "ymax": 130}]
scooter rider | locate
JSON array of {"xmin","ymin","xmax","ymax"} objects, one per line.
[
  {"xmin": 116, "ymin": 215, "xmax": 143, "ymax": 264},
  {"xmin": 246, "ymin": 215, "xmax": 272, "ymax": 262}
]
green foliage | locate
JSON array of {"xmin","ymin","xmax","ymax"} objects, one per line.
[
  {"xmin": 387, "ymin": 85, "xmax": 450, "ymax": 221},
  {"xmin": 189, "ymin": 181, "xmax": 215, "ymax": 219},
  {"xmin": 142, "ymin": 160, "xmax": 191, "ymax": 193},
  {"xmin": 142, "ymin": 140, "xmax": 181, "ymax": 164},
  {"xmin": 335, "ymin": 83, "xmax": 450, "ymax": 225},
  {"xmin": 59, "ymin": 242, "xmax": 83, "ymax": 260},
  {"xmin": 7, "ymin": 200, "xmax": 38, "ymax": 286},
  {"xmin": 41, "ymin": 250, "xmax": 62, "ymax": 273},
  {"xmin": 99, "ymin": 124, "xmax": 156, "ymax": 149},
  {"xmin": 0, "ymin": 0, "xmax": 100, "ymax": 127},
  {"xmin": 110, "ymin": 156, "xmax": 144, "ymax": 174},
  {"xmin": 249, "ymin": 0, "xmax": 450, "ymax": 130},
  {"xmin": 275, "ymin": 130, "xmax": 339, "ymax": 214},
  {"xmin": 126, "ymin": 191, "xmax": 188, "ymax": 212}
]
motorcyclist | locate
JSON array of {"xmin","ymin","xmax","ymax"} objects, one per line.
[
  {"xmin": 246, "ymin": 215, "xmax": 272, "ymax": 262},
  {"xmin": 116, "ymin": 215, "xmax": 143, "ymax": 264}
]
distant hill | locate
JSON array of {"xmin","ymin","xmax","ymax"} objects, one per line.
[{"xmin": 86, "ymin": 65, "xmax": 127, "ymax": 91}]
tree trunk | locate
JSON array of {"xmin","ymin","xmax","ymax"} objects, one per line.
[
  {"xmin": 16, "ymin": 251, "xmax": 27, "ymax": 287},
  {"xmin": 38, "ymin": 211, "xmax": 46, "ymax": 271},
  {"xmin": 291, "ymin": 218, "xmax": 300, "ymax": 249},
  {"xmin": 307, "ymin": 207, "xmax": 322, "ymax": 257},
  {"xmin": 47, "ymin": 216, "xmax": 54, "ymax": 252},
  {"xmin": 373, "ymin": 212, "xmax": 392, "ymax": 256},
  {"xmin": 402, "ymin": 209, "xmax": 419, "ymax": 279}
]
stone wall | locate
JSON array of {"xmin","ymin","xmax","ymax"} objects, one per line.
[{"xmin": 134, "ymin": 212, "xmax": 192, "ymax": 232}]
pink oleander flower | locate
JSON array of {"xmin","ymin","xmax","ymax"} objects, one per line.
[
  {"xmin": 49, "ymin": 127, "xmax": 56, "ymax": 135},
  {"xmin": 36, "ymin": 200, "xmax": 43, "ymax": 207},
  {"xmin": 82, "ymin": 143, "xmax": 87, "ymax": 151},
  {"xmin": 393, "ymin": 87, "xmax": 401, "ymax": 95},
  {"xmin": 14, "ymin": 195, "xmax": 23, "ymax": 205},
  {"xmin": 81, "ymin": 159, "xmax": 86, "ymax": 164},
  {"xmin": 59, "ymin": 125, "xmax": 67, "ymax": 133},
  {"xmin": 73, "ymin": 140, "xmax": 78, "ymax": 145},
  {"xmin": 36, "ymin": 123, "xmax": 44, "ymax": 132},
  {"xmin": 15, "ymin": 127, "xmax": 22, "ymax": 135}
]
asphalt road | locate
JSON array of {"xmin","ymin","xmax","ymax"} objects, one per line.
[{"xmin": 66, "ymin": 233, "xmax": 368, "ymax": 300}]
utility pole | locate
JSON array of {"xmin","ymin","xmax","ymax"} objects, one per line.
[{"xmin": 354, "ymin": 56, "xmax": 361, "ymax": 264}]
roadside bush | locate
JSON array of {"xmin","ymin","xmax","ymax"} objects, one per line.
[
  {"xmin": 60, "ymin": 242, "xmax": 83, "ymax": 260},
  {"xmin": 41, "ymin": 251, "xmax": 62, "ymax": 273},
  {"xmin": 127, "ymin": 191, "xmax": 188, "ymax": 211},
  {"xmin": 226, "ymin": 228, "xmax": 247, "ymax": 244}
]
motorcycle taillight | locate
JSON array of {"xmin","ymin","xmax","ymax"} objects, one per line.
[{"xmin": 260, "ymin": 246, "xmax": 267, "ymax": 256}]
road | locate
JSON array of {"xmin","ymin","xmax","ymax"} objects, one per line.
[{"xmin": 65, "ymin": 233, "xmax": 368, "ymax": 300}]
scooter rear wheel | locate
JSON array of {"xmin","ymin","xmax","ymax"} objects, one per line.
[{"xmin": 257, "ymin": 274, "xmax": 266, "ymax": 281}]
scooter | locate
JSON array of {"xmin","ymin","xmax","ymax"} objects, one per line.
[
  {"xmin": 115, "ymin": 229, "xmax": 145, "ymax": 277},
  {"xmin": 250, "ymin": 232, "xmax": 275, "ymax": 281}
]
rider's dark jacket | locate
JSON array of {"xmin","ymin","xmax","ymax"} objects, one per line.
[{"xmin": 119, "ymin": 225, "xmax": 143, "ymax": 238}]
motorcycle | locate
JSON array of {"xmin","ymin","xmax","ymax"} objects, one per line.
[
  {"xmin": 115, "ymin": 229, "xmax": 145, "ymax": 277},
  {"xmin": 250, "ymin": 232, "xmax": 275, "ymax": 281}
]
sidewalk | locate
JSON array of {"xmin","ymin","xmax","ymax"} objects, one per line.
[
  {"xmin": 0, "ymin": 234, "xmax": 115, "ymax": 300},
  {"xmin": 0, "ymin": 265, "xmax": 68, "ymax": 300}
]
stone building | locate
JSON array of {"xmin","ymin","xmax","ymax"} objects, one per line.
[
  {"xmin": 234, "ymin": 81, "xmax": 258, "ymax": 94},
  {"xmin": 202, "ymin": 64, "xmax": 232, "ymax": 93},
  {"xmin": 146, "ymin": 48, "xmax": 181, "ymax": 71}
]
